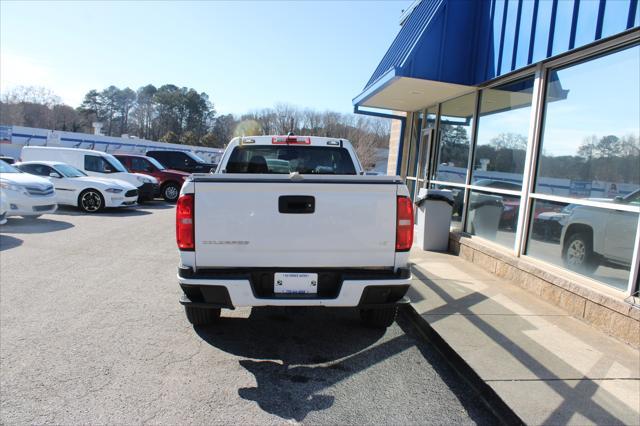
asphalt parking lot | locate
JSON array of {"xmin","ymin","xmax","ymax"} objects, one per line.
[{"xmin": 0, "ymin": 204, "xmax": 497, "ymax": 424}]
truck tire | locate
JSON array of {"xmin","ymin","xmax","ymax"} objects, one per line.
[
  {"xmin": 563, "ymin": 232, "xmax": 599, "ymax": 274},
  {"xmin": 184, "ymin": 306, "xmax": 220, "ymax": 325},
  {"xmin": 162, "ymin": 182, "xmax": 180, "ymax": 203},
  {"xmin": 360, "ymin": 306, "xmax": 397, "ymax": 328}
]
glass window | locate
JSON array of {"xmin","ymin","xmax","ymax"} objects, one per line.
[
  {"xmin": 535, "ymin": 45, "xmax": 640, "ymax": 199},
  {"xmin": 18, "ymin": 163, "xmax": 53, "ymax": 176},
  {"xmin": 601, "ymin": 0, "xmax": 632, "ymax": 39},
  {"xmin": 526, "ymin": 197, "xmax": 639, "ymax": 291},
  {"xmin": 431, "ymin": 183, "xmax": 465, "ymax": 232},
  {"xmin": 84, "ymin": 155, "xmax": 124, "ymax": 173},
  {"xmin": 574, "ymin": 0, "xmax": 599, "ymax": 48},
  {"xmin": 472, "ymin": 76, "xmax": 534, "ymax": 187},
  {"xmin": 492, "ymin": 0, "xmax": 506, "ymax": 76},
  {"xmin": 500, "ymin": 0, "xmax": 519, "ymax": 74},
  {"xmin": 466, "ymin": 189, "xmax": 520, "ymax": 249},
  {"xmin": 552, "ymin": 0, "xmax": 575, "ymax": 55},
  {"xmin": 420, "ymin": 106, "xmax": 438, "ymax": 181},
  {"xmin": 131, "ymin": 157, "xmax": 152, "ymax": 172},
  {"xmin": 434, "ymin": 93, "xmax": 476, "ymax": 184},
  {"xmin": 532, "ymin": 0, "xmax": 553, "ymax": 63},
  {"xmin": 56, "ymin": 164, "xmax": 86, "ymax": 178},
  {"xmin": 514, "ymin": 0, "xmax": 534, "ymax": 68},
  {"xmin": 225, "ymin": 146, "xmax": 356, "ymax": 175},
  {"xmin": 407, "ymin": 113, "xmax": 423, "ymax": 178}
]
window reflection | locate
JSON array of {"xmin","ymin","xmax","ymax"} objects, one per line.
[
  {"xmin": 527, "ymin": 196, "xmax": 639, "ymax": 291},
  {"xmin": 434, "ymin": 93, "xmax": 475, "ymax": 183},
  {"xmin": 500, "ymin": 0, "xmax": 518, "ymax": 74},
  {"xmin": 472, "ymin": 76, "xmax": 534, "ymax": 187},
  {"xmin": 431, "ymin": 183, "xmax": 465, "ymax": 232},
  {"xmin": 602, "ymin": 0, "xmax": 632, "ymax": 39},
  {"xmin": 406, "ymin": 113, "xmax": 422, "ymax": 177},
  {"xmin": 536, "ymin": 45, "xmax": 640, "ymax": 199},
  {"xmin": 465, "ymin": 190, "xmax": 520, "ymax": 248},
  {"xmin": 574, "ymin": 0, "xmax": 599, "ymax": 48},
  {"xmin": 552, "ymin": 0, "xmax": 575, "ymax": 55}
]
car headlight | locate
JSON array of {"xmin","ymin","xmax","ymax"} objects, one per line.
[
  {"xmin": 136, "ymin": 176, "xmax": 154, "ymax": 184},
  {"xmin": 105, "ymin": 188, "xmax": 123, "ymax": 194},
  {"xmin": 0, "ymin": 180, "xmax": 24, "ymax": 193}
]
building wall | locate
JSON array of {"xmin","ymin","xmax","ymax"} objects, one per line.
[{"xmin": 393, "ymin": 32, "xmax": 640, "ymax": 297}]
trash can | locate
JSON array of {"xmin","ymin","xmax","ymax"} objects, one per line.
[
  {"xmin": 467, "ymin": 194, "xmax": 504, "ymax": 239},
  {"xmin": 415, "ymin": 188, "xmax": 454, "ymax": 251}
]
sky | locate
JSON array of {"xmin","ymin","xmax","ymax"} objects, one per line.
[{"xmin": 0, "ymin": 0, "xmax": 411, "ymax": 115}]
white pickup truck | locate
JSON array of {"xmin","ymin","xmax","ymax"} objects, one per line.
[{"xmin": 176, "ymin": 135, "xmax": 413, "ymax": 328}]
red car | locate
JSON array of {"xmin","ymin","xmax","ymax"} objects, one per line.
[{"xmin": 114, "ymin": 154, "xmax": 190, "ymax": 202}]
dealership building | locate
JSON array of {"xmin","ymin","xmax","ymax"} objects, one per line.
[{"xmin": 354, "ymin": 0, "xmax": 639, "ymax": 344}]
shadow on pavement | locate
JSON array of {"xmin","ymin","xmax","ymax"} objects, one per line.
[
  {"xmin": 138, "ymin": 201, "xmax": 175, "ymax": 210},
  {"xmin": 0, "ymin": 234, "xmax": 23, "ymax": 251},
  {"xmin": 195, "ymin": 306, "xmax": 497, "ymax": 423},
  {"xmin": 0, "ymin": 217, "xmax": 74, "ymax": 234},
  {"xmin": 54, "ymin": 205, "xmax": 152, "ymax": 217}
]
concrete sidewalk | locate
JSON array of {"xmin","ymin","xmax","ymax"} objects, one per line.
[{"xmin": 408, "ymin": 248, "xmax": 640, "ymax": 426}]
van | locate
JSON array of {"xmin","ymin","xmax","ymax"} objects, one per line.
[{"xmin": 21, "ymin": 147, "xmax": 158, "ymax": 200}]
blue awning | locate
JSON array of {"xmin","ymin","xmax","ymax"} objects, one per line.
[{"xmin": 353, "ymin": 0, "xmax": 486, "ymax": 111}]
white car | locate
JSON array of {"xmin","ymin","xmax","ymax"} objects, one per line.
[
  {"xmin": 15, "ymin": 161, "xmax": 138, "ymax": 213},
  {"xmin": 0, "ymin": 191, "xmax": 8, "ymax": 225},
  {"xmin": 0, "ymin": 160, "xmax": 57, "ymax": 218},
  {"xmin": 21, "ymin": 147, "xmax": 159, "ymax": 200}
]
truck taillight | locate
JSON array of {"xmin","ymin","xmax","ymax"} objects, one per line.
[
  {"xmin": 272, "ymin": 136, "xmax": 311, "ymax": 144},
  {"xmin": 176, "ymin": 194, "xmax": 194, "ymax": 251},
  {"xmin": 396, "ymin": 196, "xmax": 413, "ymax": 251}
]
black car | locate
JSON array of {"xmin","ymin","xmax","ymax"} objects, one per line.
[{"xmin": 145, "ymin": 150, "xmax": 216, "ymax": 174}]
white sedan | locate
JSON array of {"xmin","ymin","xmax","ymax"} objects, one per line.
[{"xmin": 15, "ymin": 161, "xmax": 139, "ymax": 213}]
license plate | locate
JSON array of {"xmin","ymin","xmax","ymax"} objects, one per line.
[{"xmin": 274, "ymin": 272, "xmax": 318, "ymax": 294}]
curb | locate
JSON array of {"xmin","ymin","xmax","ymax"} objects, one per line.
[{"xmin": 400, "ymin": 305, "xmax": 525, "ymax": 426}]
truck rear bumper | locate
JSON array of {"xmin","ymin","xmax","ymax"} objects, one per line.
[{"xmin": 177, "ymin": 267, "xmax": 411, "ymax": 308}]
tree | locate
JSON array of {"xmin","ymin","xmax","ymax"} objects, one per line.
[
  {"xmin": 234, "ymin": 120, "xmax": 262, "ymax": 137},
  {"xmin": 160, "ymin": 130, "xmax": 180, "ymax": 144}
]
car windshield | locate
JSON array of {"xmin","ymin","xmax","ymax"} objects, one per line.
[
  {"xmin": 147, "ymin": 157, "xmax": 165, "ymax": 170},
  {"xmin": 56, "ymin": 164, "xmax": 87, "ymax": 178},
  {"xmin": 226, "ymin": 146, "xmax": 356, "ymax": 175},
  {"xmin": 0, "ymin": 160, "xmax": 20, "ymax": 173},
  {"xmin": 106, "ymin": 157, "xmax": 128, "ymax": 173},
  {"xmin": 185, "ymin": 151, "xmax": 205, "ymax": 163}
]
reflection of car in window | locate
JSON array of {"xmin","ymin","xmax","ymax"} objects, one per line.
[
  {"xmin": 560, "ymin": 189, "xmax": 640, "ymax": 274},
  {"xmin": 532, "ymin": 204, "xmax": 577, "ymax": 242}
]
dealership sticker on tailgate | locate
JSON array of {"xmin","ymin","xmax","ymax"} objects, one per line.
[{"xmin": 274, "ymin": 272, "xmax": 318, "ymax": 294}]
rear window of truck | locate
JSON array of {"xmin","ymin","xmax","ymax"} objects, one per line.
[{"xmin": 225, "ymin": 146, "xmax": 357, "ymax": 175}]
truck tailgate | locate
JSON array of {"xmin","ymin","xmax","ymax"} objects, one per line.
[{"xmin": 194, "ymin": 178, "xmax": 398, "ymax": 268}]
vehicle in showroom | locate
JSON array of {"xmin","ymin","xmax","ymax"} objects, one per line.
[
  {"xmin": 146, "ymin": 150, "xmax": 217, "ymax": 174},
  {"xmin": 15, "ymin": 161, "xmax": 138, "ymax": 213},
  {"xmin": 176, "ymin": 135, "xmax": 413, "ymax": 328},
  {"xmin": 560, "ymin": 189, "xmax": 640, "ymax": 274},
  {"xmin": 21, "ymin": 147, "xmax": 158, "ymax": 200},
  {"xmin": 0, "ymin": 159, "xmax": 57, "ymax": 218},
  {"xmin": 114, "ymin": 154, "xmax": 189, "ymax": 202}
]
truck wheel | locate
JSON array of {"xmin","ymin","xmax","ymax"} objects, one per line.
[
  {"xmin": 78, "ymin": 189, "xmax": 104, "ymax": 213},
  {"xmin": 360, "ymin": 307, "xmax": 397, "ymax": 328},
  {"xmin": 563, "ymin": 232, "xmax": 598, "ymax": 274},
  {"xmin": 185, "ymin": 306, "xmax": 220, "ymax": 325},
  {"xmin": 162, "ymin": 182, "xmax": 180, "ymax": 203}
]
